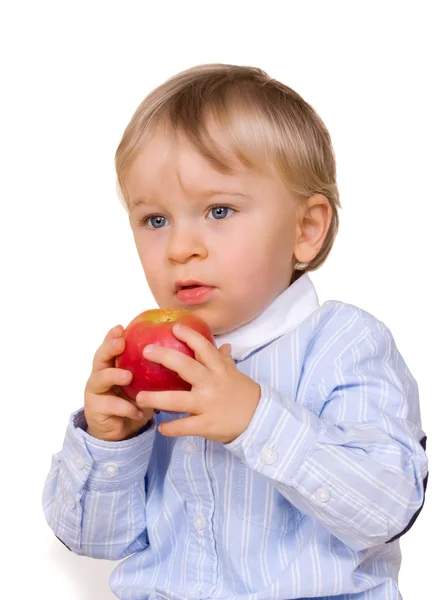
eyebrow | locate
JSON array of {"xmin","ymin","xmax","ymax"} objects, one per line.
[{"xmin": 131, "ymin": 190, "xmax": 249, "ymax": 208}]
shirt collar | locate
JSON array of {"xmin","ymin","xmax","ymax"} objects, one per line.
[{"xmin": 214, "ymin": 273, "xmax": 320, "ymax": 361}]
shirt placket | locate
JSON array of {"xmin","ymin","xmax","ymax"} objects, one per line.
[{"xmin": 181, "ymin": 436, "xmax": 217, "ymax": 598}]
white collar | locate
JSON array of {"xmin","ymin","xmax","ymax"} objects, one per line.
[{"xmin": 214, "ymin": 273, "xmax": 320, "ymax": 361}]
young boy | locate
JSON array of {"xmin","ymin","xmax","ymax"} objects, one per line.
[{"xmin": 43, "ymin": 64, "xmax": 428, "ymax": 600}]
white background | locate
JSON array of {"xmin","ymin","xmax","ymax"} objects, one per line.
[{"xmin": 1, "ymin": 1, "xmax": 439, "ymax": 598}]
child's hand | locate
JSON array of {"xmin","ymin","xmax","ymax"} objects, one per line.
[
  {"xmin": 84, "ymin": 325, "xmax": 154, "ymax": 441},
  {"xmin": 136, "ymin": 323, "xmax": 262, "ymax": 444}
]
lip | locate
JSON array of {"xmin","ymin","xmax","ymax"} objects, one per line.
[
  {"xmin": 175, "ymin": 283, "xmax": 216, "ymax": 305},
  {"xmin": 175, "ymin": 279, "xmax": 211, "ymax": 292}
]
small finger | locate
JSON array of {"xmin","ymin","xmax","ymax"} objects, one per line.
[
  {"xmin": 142, "ymin": 345, "xmax": 205, "ymax": 387},
  {"xmin": 171, "ymin": 323, "xmax": 218, "ymax": 370},
  {"xmin": 101, "ymin": 396, "xmax": 144, "ymax": 421},
  {"xmin": 105, "ymin": 324, "xmax": 123, "ymax": 341},
  {"xmin": 136, "ymin": 390, "xmax": 195, "ymax": 413},
  {"xmin": 92, "ymin": 333, "xmax": 125, "ymax": 372},
  {"xmin": 87, "ymin": 367, "xmax": 132, "ymax": 394},
  {"xmin": 159, "ymin": 414, "xmax": 202, "ymax": 437}
]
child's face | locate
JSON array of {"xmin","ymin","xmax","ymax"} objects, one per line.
[{"xmin": 125, "ymin": 125, "xmax": 298, "ymax": 335}]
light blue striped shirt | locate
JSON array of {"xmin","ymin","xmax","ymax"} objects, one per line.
[{"xmin": 43, "ymin": 274, "xmax": 428, "ymax": 599}]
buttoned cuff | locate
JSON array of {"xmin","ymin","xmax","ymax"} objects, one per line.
[
  {"xmin": 61, "ymin": 408, "xmax": 156, "ymax": 492},
  {"xmin": 224, "ymin": 383, "xmax": 318, "ymax": 484}
]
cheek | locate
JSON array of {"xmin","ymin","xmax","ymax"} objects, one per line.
[
  {"xmin": 134, "ymin": 239, "xmax": 165, "ymax": 283},
  {"xmin": 134, "ymin": 233, "xmax": 162, "ymax": 264},
  {"xmin": 231, "ymin": 224, "xmax": 291, "ymax": 267},
  {"xmin": 230, "ymin": 227, "xmax": 293, "ymax": 285}
]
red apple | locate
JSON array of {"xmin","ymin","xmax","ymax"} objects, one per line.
[{"xmin": 115, "ymin": 308, "xmax": 215, "ymax": 405}]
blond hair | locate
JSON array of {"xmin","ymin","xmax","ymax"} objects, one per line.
[{"xmin": 115, "ymin": 63, "xmax": 341, "ymax": 282}]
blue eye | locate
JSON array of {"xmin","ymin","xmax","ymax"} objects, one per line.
[
  {"xmin": 209, "ymin": 206, "xmax": 233, "ymax": 220},
  {"xmin": 142, "ymin": 215, "xmax": 168, "ymax": 229},
  {"xmin": 141, "ymin": 205, "xmax": 234, "ymax": 229}
]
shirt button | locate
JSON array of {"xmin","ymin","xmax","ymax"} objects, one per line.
[
  {"xmin": 315, "ymin": 488, "xmax": 331, "ymax": 502},
  {"xmin": 183, "ymin": 440, "xmax": 197, "ymax": 455},
  {"xmin": 73, "ymin": 455, "xmax": 85, "ymax": 470},
  {"xmin": 261, "ymin": 447, "xmax": 278, "ymax": 465},
  {"xmin": 193, "ymin": 514, "xmax": 206, "ymax": 530},
  {"xmin": 64, "ymin": 493, "xmax": 75, "ymax": 509},
  {"xmin": 103, "ymin": 463, "xmax": 119, "ymax": 478}
]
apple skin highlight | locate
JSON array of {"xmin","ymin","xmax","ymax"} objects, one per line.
[{"xmin": 115, "ymin": 309, "xmax": 215, "ymax": 401}]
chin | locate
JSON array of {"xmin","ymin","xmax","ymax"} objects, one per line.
[
  {"xmin": 165, "ymin": 298, "xmax": 236, "ymax": 336},
  {"xmin": 185, "ymin": 306, "xmax": 225, "ymax": 335}
]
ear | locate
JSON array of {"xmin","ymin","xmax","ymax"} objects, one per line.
[{"xmin": 293, "ymin": 194, "xmax": 332, "ymax": 264}]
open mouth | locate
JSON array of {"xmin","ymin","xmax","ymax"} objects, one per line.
[
  {"xmin": 175, "ymin": 280, "xmax": 211, "ymax": 293},
  {"xmin": 175, "ymin": 282, "xmax": 215, "ymax": 304}
]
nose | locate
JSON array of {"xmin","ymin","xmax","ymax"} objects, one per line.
[{"xmin": 167, "ymin": 225, "xmax": 208, "ymax": 263}]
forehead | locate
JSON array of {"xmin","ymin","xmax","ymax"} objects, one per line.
[{"xmin": 124, "ymin": 125, "xmax": 267, "ymax": 209}]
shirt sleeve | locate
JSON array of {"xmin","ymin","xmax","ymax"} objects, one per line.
[
  {"xmin": 224, "ymin": 326, "xmax": 429, "ymax": 552},
  {"xmin": 42, "ymin": 408, "xmax": 156, "ymax": 559}
]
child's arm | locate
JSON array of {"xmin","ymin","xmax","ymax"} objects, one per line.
[
  {"xmin": 225, "ymin": 318, "xmax": 428, "ymax": 552},
  {"xmin": 42, "ymin": 408, "xmax": 156, "ymax": 559}
]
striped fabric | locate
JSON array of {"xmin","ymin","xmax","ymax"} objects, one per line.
[{"xmin": 43, "ymin": 280, "xmax": 428, "ymax": 600}]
